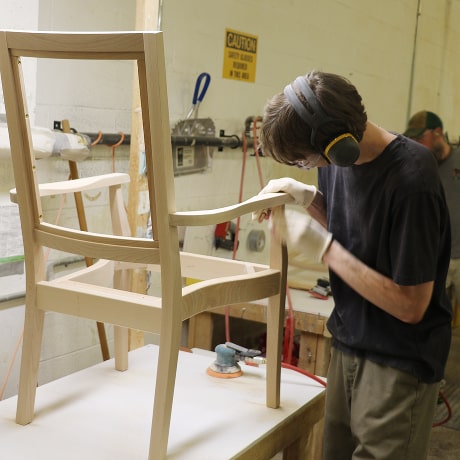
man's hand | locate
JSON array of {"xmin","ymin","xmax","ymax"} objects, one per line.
[
  {"xmin": 253, "ymin": 178, "xmax": 317, "ymax": 222},
  {"xmin": 270, "ymin": 207, "xmax": 333, "ymax": 263},
  {"xmin": 261, "ymin": 178, "xmax": 316, "ymax": 207}
]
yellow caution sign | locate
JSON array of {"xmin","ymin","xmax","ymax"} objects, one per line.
[{"xmin": 222, "ymin": 28, "xmax": 258, "ymax": 83}]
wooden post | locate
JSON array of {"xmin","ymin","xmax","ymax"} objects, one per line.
[
  {"xmin": 61, "ymin": 119, "xmax": 110, "ymax": 361},
  {"xmin": 127, "ymin": 0, "xmax": 160, "ymax": 350}
]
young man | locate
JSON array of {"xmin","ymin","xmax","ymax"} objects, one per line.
[
  {"xmin": 404, "ymin": 110, "xmax": 460, "ymax": 326},
  {"xmin": 257, "ymin": 71, "xmax": 452, "ymax": 459}
]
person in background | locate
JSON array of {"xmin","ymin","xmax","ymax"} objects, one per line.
[
  {"xmin": 255, "ymin": 71, "xmax": 452, "ymax": 460},
  {"xmin": 404, "ymin": 110, "xmax": 460, "ymax": 326}
]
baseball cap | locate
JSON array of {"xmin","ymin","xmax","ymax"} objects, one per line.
[{"xmin": 404, "ymin": 110, "xmax": 443, "ymax": 138}]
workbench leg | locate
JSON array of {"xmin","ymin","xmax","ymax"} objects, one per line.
[
  {"xmin": 315, "ymin": 336, "xmax": 332, "ymax": 377},
  {"xmin": 188, "ymin": 312, "xmax": 213, "ymax": 350},
  {"xmin": 298, "ymin": 332, "xmax": 318, "ymax": 374},
  {"xmin": 298, "ymin": 332, "xmax": 331, "ymax": 378},
  {"xmin": 282, "ymin": 417, "xmax": 324, "ymax": 460},
  {"xmin": 307, "ymin": 418, "xmax": 324, "ymax": 460},
  {"xmin": 283, "ymin": 434, "xmax": 308, "ymax": 460}
]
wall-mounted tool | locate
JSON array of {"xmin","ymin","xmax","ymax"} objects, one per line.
[
  {"xmin": 171, "ymin": 72, "xmax": 215, "ymax": 175},
  {"xmin": 247, "ymin": 229, "xmax": 265, "ymax": 252}
]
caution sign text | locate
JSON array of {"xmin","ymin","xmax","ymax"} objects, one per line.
[{"xmin": 222, "ymin": 28, "xmax": 258, "ymax": 83}]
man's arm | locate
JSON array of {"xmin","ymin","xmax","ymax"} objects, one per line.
[
  {"xmin": 257, "ymin": 177, "xmax": 434, "ymax": 324},
  {"xmin": 323, "ymin": 240, "xmax": 433, "ymax": 324},
  {"xmin": 307, "ymin": 190, "xmax": 327, "ymax": 227}
]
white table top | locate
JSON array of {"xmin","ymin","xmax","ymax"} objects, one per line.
[
  {"xmin": 287, "ymin": 287, "xmax": 334, "ymax": 317},
  {"xmin": 240, "ymin": 287, "xmax": 334, "ymax": 319},
  {"xmin": 0, "ymin": 345, "xmax": 325, "ymax": 459}
]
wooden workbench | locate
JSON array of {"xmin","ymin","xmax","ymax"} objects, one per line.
[
  {"xmin": 188, "ymin": 288, "xmax": 334, "ymax": 377},
  {"xmin": 0, "ymin": 345, "xmax": 325, "ymax": 459}
]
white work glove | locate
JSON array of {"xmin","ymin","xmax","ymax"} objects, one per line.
[
  {"xmin": 261, "ymin": 178, "xmax": 316, "ymax": 207},
  {"xmin": 253, "ymin": 178, "xmax": 317, "ymax": 223},
  {"xmin": 270, "ymin": 207, "xmax": 333, "ymax": 263}
]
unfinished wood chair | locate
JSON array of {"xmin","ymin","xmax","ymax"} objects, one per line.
[{"xmin": 0, "ymin": 31, "xmax": 292, "ymax": 460}]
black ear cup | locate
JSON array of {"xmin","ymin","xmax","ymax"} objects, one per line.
[
  {"xmin": 324, "ymin": 133, "xmax": 360, "ymax": 167},
  {"xmin": 283, "ymin": 76, "xmax": 360, "ymax": 166}
]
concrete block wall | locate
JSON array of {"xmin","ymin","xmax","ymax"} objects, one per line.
[{"xmin": 0, "ymin": 0, "xmax": 459, "ymax": 399}]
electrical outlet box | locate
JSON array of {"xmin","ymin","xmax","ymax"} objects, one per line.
[{"xmin": 172, "ymin": 144, "xmax": 209, "ymax": 176}]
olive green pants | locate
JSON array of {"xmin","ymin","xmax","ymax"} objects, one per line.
[{"xmin": 323, "ymin": 347, "xmax": 440, "ymax": 460}]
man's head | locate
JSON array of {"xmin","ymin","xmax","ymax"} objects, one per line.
[
  {"xmin": 259, "ymin": 71, "xmax": 367, "ymax": 168},
  {"xmin": 404, "ymin": 110, "xmax": 446, "ymax": 161}
]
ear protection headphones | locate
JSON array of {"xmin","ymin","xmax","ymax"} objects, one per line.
[{"xmin": 283, "ymin": 76, "xmax": 360, "ymax": 166}]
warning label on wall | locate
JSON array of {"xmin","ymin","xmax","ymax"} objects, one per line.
[{"xmin": 222, "ymin": 28, "xmax": 258, "ymax": 83}]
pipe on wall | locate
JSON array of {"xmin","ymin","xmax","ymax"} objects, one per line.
[{"xmin": 83, "ymin": 132, "xmax": 248, "ymax": 150}]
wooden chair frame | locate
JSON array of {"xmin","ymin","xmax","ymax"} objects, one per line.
[{"xmin": 0, "ymin": 31, "xmax": 292, "ymax": 460}]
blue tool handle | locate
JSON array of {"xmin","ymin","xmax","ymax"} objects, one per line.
[{"xmin": 192, "ymin": 72, "xmax": 211, "ymax": 104}]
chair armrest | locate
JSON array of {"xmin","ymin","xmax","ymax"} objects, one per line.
[
  {"xmin": 169, "ymin": 192, "xmax": 293, "ymax": 226},
  {"xmin": 10, "ymin": 172, "xmax": 130, "ymax": 202}
]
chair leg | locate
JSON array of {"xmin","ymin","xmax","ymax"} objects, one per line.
[
  {"xmin": 113, "ymin": 268, "xmax": 130, "ymax": 371},
  {"xmin": 266, "ymin": 292, "xmax": 284, "ymax": 409},
  {"xmin": 16, "ymin": 304, "xmax": 45, "ymax": 425},
  {"xmin": 266, "ymin": 239, "xmax": 287, "ymax": 409},
  {"xmin": 114, "ymin": 326, "xmax": 129, "ymax": 371},
  {"xmin": 148, "ymin": 320, "xmax": 183, "ymax": 460}
]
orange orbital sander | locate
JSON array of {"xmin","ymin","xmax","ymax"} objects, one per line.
[{"xmin": 207, "ymin": 342, "xmax": 262, "ymax": 379}]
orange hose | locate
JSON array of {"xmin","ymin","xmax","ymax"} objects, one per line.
[
  {"xmin": 110, "ymin": 132, "xmax": 125, "ymax": 172},
  {"xmin": 91, "ymin": 131, "xmax": 103, "ymax": 146},
  {"xmin": 432, "ymin": 390, "xmax": 452, "ymax": 427},
  {"xmin": 252, "ymin": 117, "xmax": 264, "ymax": 188},
  {"xmin": 281, "ymin": 362, "xmax": 327, "ymax": 387}
]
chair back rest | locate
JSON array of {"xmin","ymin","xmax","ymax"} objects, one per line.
[{"xmin": 0, "ymin": 31, "xmax": 172, "ymax": 281}]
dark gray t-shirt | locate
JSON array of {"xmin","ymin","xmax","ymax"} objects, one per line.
[
  {"xmin": 438, "ymin": 146, "xmax": 460, "ymax": 258},
  {"xmin": 318, "ymin": 135, "xmax": 451, "ymax": 383}
]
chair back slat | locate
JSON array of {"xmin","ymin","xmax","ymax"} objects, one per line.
[
  {"xmin": 36, "ymin": 226, "xmax": 160, "ymax": 265},
  {"xmin": 6, "ymin": 30, "xmax": 146, "ymax": 56}
]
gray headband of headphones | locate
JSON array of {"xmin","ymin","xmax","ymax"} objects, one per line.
[{"xmin": 283, "ymin": 76, "xmax": 337, "ymax": 149}]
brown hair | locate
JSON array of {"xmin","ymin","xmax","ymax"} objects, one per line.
[{"xmin": 260, "ymin": 70, "xmax": 367, "ymax": 165}]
